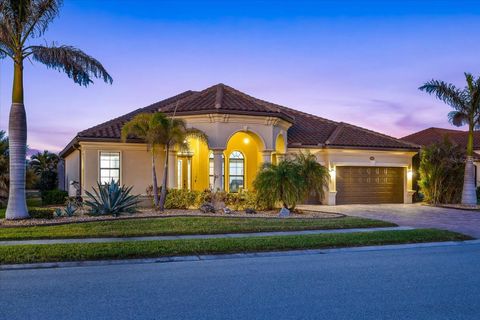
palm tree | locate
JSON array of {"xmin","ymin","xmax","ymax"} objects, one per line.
[
  {"xmin": 122, "ymin": 112, "xmax": 207, "ymax": 210},
  {"xmin": 0, "ymin": 0, "xmax": 112, "ymax": 219},
  {"xmin": 295, "ymin": 151, "xmax": 329, "ymax": 202},
  {"xmin": 30, "ymin": 150, "xmax": 59, "ymax": 175},
  {"xmin": 155, "ymin": 114, "xmax": 207, "ymax": 211},
  {"xmin": 121, "ymin": 113, "xmax": 165, "ymax": 207},
  {"xmin": 253, "ymin": 160, "xmax": 304, "ymax": 210},
  {"xmin": 419, "ymin": 73, "xmax": 480, "ymax": 206}
]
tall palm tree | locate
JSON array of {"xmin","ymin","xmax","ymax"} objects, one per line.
[
  {"xmin": 419, "ymin": 73, "xmax": 480, "ymax": 206},
  {"xmin": 0, "ymin": 0, "xmax": 112, "ymax": 219},
  {"xmin": 121, "ymin": 113, "xmax": 165, "ymax": 207}
]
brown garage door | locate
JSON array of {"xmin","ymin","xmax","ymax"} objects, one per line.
[{"xmin": 336, "ymin": 166, "xmax": 404, "ymax": 204}]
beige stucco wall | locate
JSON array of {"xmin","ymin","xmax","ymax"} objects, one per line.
[{"xmin": 78, "ymin": 142, "xmax": 166, "ymax": 196}]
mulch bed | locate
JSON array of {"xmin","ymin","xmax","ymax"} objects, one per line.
[{"xmin": 0, "ymin": 208, "xmax": 344, "ymax": 228}]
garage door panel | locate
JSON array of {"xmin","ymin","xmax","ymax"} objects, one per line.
[{"xmin": 336, "ymin": 166, "xmax": 404, "ymax": 204}]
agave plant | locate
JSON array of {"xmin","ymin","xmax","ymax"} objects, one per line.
[{"xmin": 84, "ymin": 180, "xmax": 139, "ymax": 216}]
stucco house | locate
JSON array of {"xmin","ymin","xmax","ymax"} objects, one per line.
[
  {"xmin": 402, "ymin": 127, "xmax": 480, "ymax": 186},
  {"xmin": 59, "ymin": 84, "xmax": 419, "ymax": 205}
]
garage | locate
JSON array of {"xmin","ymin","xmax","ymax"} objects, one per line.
[{"xmin": 336, "ymin": 166, "xmax": 404, "ymax": 204}]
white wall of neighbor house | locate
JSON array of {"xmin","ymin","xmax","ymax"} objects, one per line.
[
  {"xmin": 287, "ymin": 148, "xmax": 417, "ymax": 205},
  {"xmin": 64, "ymin": 150, "xmax": 80, "ymax": 195}
]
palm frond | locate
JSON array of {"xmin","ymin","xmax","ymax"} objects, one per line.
[
  {"xmin": 21, "ymin": 0, "xmax": 61, "ymax": 41},
  {"xmin": 448, "ymin": 111, "xmax": 469, "ymax": 127},
  {"xmin": 29, "ymin": 44, "xmax": 113, "ymax": 86},
  {"xmin": 419, "ymin": 80, "xmax": 468, "ymax": 111}
]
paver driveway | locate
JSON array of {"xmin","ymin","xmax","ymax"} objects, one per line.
[{"xmin": 298, "ymin": 203, "xmax": 480, "ymax": 238}]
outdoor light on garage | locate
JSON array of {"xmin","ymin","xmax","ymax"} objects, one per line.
[
  {"xmin": 407, "ymin": 169, "xmax": 413, "ymax": 180},
  {"xmin": 329, "ymin": 168, "xmax": 336, "ymax": 178}
]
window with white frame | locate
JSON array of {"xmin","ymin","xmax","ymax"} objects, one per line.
[
  {"xmin": 209, "ymin": 151, "xmax": 224, "ymax": 190},
  {"xmin": 99, "ymin": 152, "xmax": 120, "ymax": 184},
  {"xmin": 229, "ymin": 151, "xmax": 244, "ymax": 192}
]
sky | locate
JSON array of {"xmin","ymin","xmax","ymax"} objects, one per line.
[{"xmin": 1, "ymin": 0, "xmax": 480, "ymax": 152}]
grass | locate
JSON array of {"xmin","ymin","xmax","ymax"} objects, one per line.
[
  {"xmin": 0, "ymin": 229, "xmax": 471, "ymax": 265},
  {"xmin": 0, "ymin": 216, "xmax": 396, "ymax": 240}
]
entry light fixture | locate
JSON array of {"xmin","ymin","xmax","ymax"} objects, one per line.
[
  {"xmin": 243, "ymin": 137, "xmax": 250, "ymax": 144},
  {"xmin": 407, "ymin": 169, "xmax": 413, "ymax": 180}
]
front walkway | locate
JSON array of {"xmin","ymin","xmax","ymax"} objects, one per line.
[
  {"xmin": 299, "ymin": 203, "xmax": 480, "ymax": 238},
  {"xmin": 0, "ymin": 226, "xmax": 410, "ymax": 246}
]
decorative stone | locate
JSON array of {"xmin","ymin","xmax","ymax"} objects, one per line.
[
  {"xmin": 223, "ymin": 207, "xmax": 233, "ymax": 214},
  {"xmin": 199, "ymin": 203, "xmax": 215, "ymax": 213},
  {"xmin": 245, "ymin": 208, "xmax": 257, "ymax": 215},
  {"xmin": 279, "ymin": 207, "xmax": 290, "ymax": 217}
]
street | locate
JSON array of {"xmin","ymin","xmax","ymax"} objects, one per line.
[{"xmin": 1, "ymin": 243, "xmax": 480, "ymax": 319}]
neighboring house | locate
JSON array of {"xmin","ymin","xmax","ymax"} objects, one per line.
[
  {"xmin": 60, "ymin": 84, "xmax": 419, "ymax": 205},
  {"xmin": 402, "ymin": 127, "xmax": 480, "ymax": 186}
]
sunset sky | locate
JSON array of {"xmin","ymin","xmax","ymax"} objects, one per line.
[{"xmin": 0, "ymin": 0, "xmax": 479, "ymax": 152}]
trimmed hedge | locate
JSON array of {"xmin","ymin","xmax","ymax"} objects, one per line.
[
  {"xmin": 29, "ymin": 208, "xmax": 55, "ymax": 220},
  {"xmin": 41, "ymin": 189, "xmax": 68, "ymax": 205}
]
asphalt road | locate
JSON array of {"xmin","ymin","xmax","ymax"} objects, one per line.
[{"xmin": 1, "ymin": 243, "xmax": 480, "ymax": 320}]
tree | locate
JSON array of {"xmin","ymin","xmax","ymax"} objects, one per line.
[
  {"xmin": 30, "ymin": 150, "xmax": 59, "ymax": 191},
  {"xmin": 419, "ymin": 73, "xmax": 480, "ymax": 206},
  {"xmin": 121, "ymin": 113, "xmax": 164, "ymax": 207},
  {"xmin": 295, "ymin": 152, "xmax": 329, "ymax": 202},
  {"xmin": 0, "ymin": 0, "xmax": 112, "ymax": 219},
  {"xmin": 0, "ymin": 131, "xmax": 8, "ymax": 206},
  {"xmin": 418, "ymin": 138, "xmax": 464, "ymax": 205},
  {"xmin": 254, "ymin": 153, "xmax": 329, "ymax": 210},
  {"xmin": 122, "ymin": 112, "xmax": 207, "ymax": 210}
]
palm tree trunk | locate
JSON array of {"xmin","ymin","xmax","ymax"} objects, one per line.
[
  {"xmin": 6, "ymin": 59, "xmax": 29, "ymax": 219},
  {"xmin": 158, "ymin": 145, "xmax": 169, "ymax": 211},
  {"xmin": 461, "ymin": 125, "xmax": 477, "ymax": 206},
  {"xmin": 151, "ymin": 151, "xmax": 159, "ymax": 207}
]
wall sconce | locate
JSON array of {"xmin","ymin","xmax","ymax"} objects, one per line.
[
  {"xmin": 407, "ymin": 169, "xmax": 413, "ymax": 180},
  {"xmin": 329, "ymin": 168, "xmax": 336, "ymax": 179}
]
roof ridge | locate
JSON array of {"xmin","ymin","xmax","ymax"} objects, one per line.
[
  {"xmin": 78, "ymin": 90, "xmax": 195, "ymax": 136},
  {"xmin": 325, "ymin": 122, "xmax": 345, "ymax": 144},
  {"xmin": 333, "ymin": 121, "xmax": 420, "ymax": 148},
  {"xmin": 222, "ymin": 84, "xmax": 289, "ymax": 115}
]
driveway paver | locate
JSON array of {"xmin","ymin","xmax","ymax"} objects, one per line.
[{"xmin": 298, "ymin": 203, "xmax": 480, "ymax": 238}]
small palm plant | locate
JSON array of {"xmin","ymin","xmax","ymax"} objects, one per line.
[
  {"xmin": 254, "ymin": 159, "xmax": 304, "ymax": 210},
  {"xmin": 84, "ymin": 180, "xmax": 139, "ymax": 216},
  {"xmin": 419, "ymin": 73, "xmax": 480, "ymax": 205},
  {"xmin": 295, "ymin": 152, "xmax": 329, "ymax": 202}
]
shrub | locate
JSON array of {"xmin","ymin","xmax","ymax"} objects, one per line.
[
  {"xmin": 418, "ymin": 138, "xmax": 464, "ymax": 205},
  {"xmin": 41, "ymin": 189, "xmax": 68, "ymax": 205},
  {"xmin": 199, "ymin": 202, "xmax": 215, "ymax": 213},
  {"xmin": 164, "ymin": 189, "xmax": 199, "ymax": 209},
  {"xmin": 29, "ymin": 208, "xmax": 55, "ymax": 219},
  {"xmin": 37, "ymin": 171, "xmax": 58, "ymax": 192},
  {"xmin": 85, "ymin": 180, "xmax": 140, "ymax": 216}
]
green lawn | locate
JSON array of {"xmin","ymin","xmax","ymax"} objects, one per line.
[
  {"xmin": 0, "ymin": 229, "xmax": 471, "ymax": 265},
  {"xmin": 0, "ymin": 216, "xmax": 396, "ymax": 240}
]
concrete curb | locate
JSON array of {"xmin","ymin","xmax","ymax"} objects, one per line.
[
  {"xmin": 2, "ymin": 239, "xmax": 479, "ymax": 271},
  {"xmin": 0, "ymin": 226, "xmax": 413, "ymax": 246}
]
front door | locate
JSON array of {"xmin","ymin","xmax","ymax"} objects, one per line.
[{"xmin": 177, "ymin": 156, "xmax": 192, "ymax": 190}]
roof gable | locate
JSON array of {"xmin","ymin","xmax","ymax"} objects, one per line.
[{"xmin": 402, "ymin": 127, "xmax": 480, "ymax": 149}]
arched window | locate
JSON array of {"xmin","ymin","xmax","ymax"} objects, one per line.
[
  {"xmin": 209, "ymin": 151, "xmax": 224, "ymax": 190},
  {"xmin": 229, "ymin": 151, "xmax": 244, "ymax": 192}
]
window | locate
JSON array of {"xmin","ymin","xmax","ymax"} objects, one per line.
[
  {"xmin": 99, "ymin": 152, "xmax": 120, "ymax": 184},
  {"xmin": 229, "ymin": 151, "xmax": 244, "ymax": 192},
  {"xmin": 209, "ymin": 152, "xmax": 224, "ymax": 190}
]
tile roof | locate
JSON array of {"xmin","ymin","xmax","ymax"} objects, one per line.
[
  {"xmin": 60, "ymin": 84, "xmax": 418, "ymax": 156},
  {"xmin": 402, "ymin": 127, "xmax": 480, "ymax": 149}
]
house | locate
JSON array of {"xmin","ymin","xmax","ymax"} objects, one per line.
[
  {"xmin": 59, "ymin": 84, "xmax": 419, "ymax": 205},
  {"xmin": 402, "ymin": 127, "xmax": 480, "ymax": 185}
]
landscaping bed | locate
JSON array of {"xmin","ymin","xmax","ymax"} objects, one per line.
[
  {"xmin": 0, "ymin": 216, "xmax": 395, "ymax": 240},
  {"xmin": 0, "ymin": 229, "xmax": 471, "ymax": 265},
  {"xmin": 0, "ymin": 208, "xmax": 344, "ymax": 227}
]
